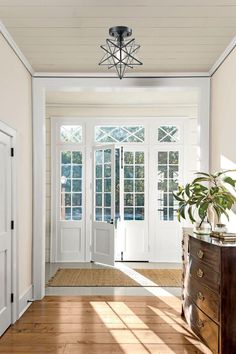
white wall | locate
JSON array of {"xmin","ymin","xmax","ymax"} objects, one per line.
[
  {"xmin": 211, "ymin": 47, "xmax": 236, "ymax": 172},
  {"xmin": 0, "ymin": 34, "xmax": 32, "ymax": 296},
  {"xmin": 45, "ymin": 104, "xmax": 198, "ymax": 262},
  {"xmin": 211, "ymin": 46, "xmax": 236, "ymax": 230}
]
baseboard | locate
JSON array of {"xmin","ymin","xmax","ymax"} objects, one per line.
[{"xmin": 18, "ymin": 285, "xmax": 33, "ymax": 318}]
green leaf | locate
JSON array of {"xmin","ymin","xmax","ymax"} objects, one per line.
[
  {"xmin": 188, "ymin": 206, "xmax": 195, "ymax": 223},
  {"xmin": 193, "ymin": 177, "xmax": 210, "ymax": 183},
  {"xmin": 179, "ymin": 205, "xmax": 186, "ymax": 220},
  {"xmin": 223, "ymin": 176, "xmax": 236, "ymax": 188},
  {"xmin": 198, "ymin": 202, "xmax": 208, "ymax": 221},
  {"xmin": 185, "ymin": 183, "xmax": 191, "ymax": 198},
  {"xmin": 173, "ymin": 192, "xmax": 184, "ymax": 202},
  {"xmin": 195, "ymin": 172, "xmax": 211, "ymax": 177}
]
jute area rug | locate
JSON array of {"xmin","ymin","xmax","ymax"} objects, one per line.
[{"xmin": 47, "ymin": 268, "xmax": 181, "ymax": 287}]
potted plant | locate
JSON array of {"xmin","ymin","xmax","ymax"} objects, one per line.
[{"xmin": 173, "ymin": 170, "xmax": 236, "ymax": 234}]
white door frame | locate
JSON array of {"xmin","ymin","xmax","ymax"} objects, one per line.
[
  {"xmin": 32, "ymin": 77, "xmax": 210, "ymax": 300},
  {"xmin": 0, "ymin": 120, "xmax": 18, "ymax": 324}
]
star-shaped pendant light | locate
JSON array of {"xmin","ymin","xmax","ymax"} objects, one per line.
[{"xmin": 99, "ymin": 26, "xmax": 143, "ymax": 79}]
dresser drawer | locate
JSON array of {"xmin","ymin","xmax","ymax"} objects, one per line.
[
  {"xmin": 185, "ymin": 275, "xmax": 219, "ymax": 323},
  {"xmin": 189, "ymin": 236, "xmax": 220, "ymax": 272},
  {"xmin": 183, "ymin": 296, "xmax": 219, "ymax": 354},
  {"xmin": 189, "ymin": 257, "xmax": 220, "ymax": 293}
]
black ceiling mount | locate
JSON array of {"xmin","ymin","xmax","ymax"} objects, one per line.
[
  {"xmin": 109, "ymin": 26, "xmax": 132, "ymax": 40},
  {"xmin": 99, "ymin": 26, "xmax": 143, "ymax": 79}
]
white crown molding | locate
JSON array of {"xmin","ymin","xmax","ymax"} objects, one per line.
[
  {"xmin": 34, "ymin": 71, "xmax": 209, "ymax": 78},
  {"xmin": 46, "ymin": 102, "xmax": 198, "ymax": 108},
  {"xmin": 209, "ymin": 35, "xmax": 236, "ymax": 77},
  {"xmin": 0, "ymin": 20, "xmax": 34, "ymax": 76}
]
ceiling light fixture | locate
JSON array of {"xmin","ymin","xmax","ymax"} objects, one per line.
[{"xmin": 99, "ymin": 26, "xmax": 143, "ymax": 79}]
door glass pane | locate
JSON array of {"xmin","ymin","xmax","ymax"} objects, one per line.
[
  {"xmin": 124, "ymin": 150, "xmax": 145, "ymax": 221},
  {"xmin": 60, "ymin": 125, "xmax": 82, "ymax": 143},
  {"xmin": 72, "ymin": 207, "xmax": 82, "ymax": 221},
  {"xmin": 95, "ymin": 125, "xmax": 145, "ymax": 143},
  {"xmin": 94, "ymin": 148, "xmax": 113, "ymax": 222},
  {"xmin": 158, "ymin": 125, "xmax": 179, "ymax": 143},
  {"xmin": 61, "ymin": 150, "xmax": 83, "ymax": 221},
  {"xmin": 157, "ymin": 150, "xmax": 179, "ymax": 221}
]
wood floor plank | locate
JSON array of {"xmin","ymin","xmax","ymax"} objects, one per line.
[
  {"xmin": 0, "ymin": 331, "xmax": 202, "ymax": 345},
  {"xmin": 0, "ymin": 295, "xmax": 211, "ymax": 354},
  {"xmin": 31, "ymin": 300, "xmax": 181, "ymax": 309},
  {"xmin": 25, "ymin": 306, "xmax": 180, "ymax": 317},
  {"xmin": 0, "ymin": 344, "xmax": 65, "ymax": 353},
  {"xmin": 64, "ymin": 343, "xmax": 211, "ymax": 354},
  {"xmin": 42, "ymin": 295, "xmax": 181, "ymax": 303},
  {"xmin": 9, "ymin": 322, "xmax": 191, "ymax": 334}
]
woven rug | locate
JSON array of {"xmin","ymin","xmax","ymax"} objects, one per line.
[
  {"xmin": 134, "ymin": 268, "xmax": 181, "ymax": 287},
  {"xmin": 47, "ymin": 268, "xmax": 182, "ymax": 287}
]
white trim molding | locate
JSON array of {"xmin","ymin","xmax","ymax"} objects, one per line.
[
  {"xmin": 0, "ymin": 20, "xmax": 34, "ymax": 76},
  {"xmin": 0, "ymin": 120, "xmax": 19, "ymax": 324},
  {"xmin": 32, "ymin": 76, "xmax": 210, "ymax": 300},
  {"xmin": 209, "ymin": 36, "xmax": 236, "ymax": 77},
  {"xmin": 18, "ymin": 285, "xmax": 33, "ymax": 318}
]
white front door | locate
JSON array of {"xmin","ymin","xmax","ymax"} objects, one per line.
[
  {"xmin": 0, "ymin": 131, "xmax": 11, "ymax": 336},
  {"xmin": 56, "ymin": 148, "xmax": 85, "ymax": 261},
  {"xmin": 92, "ymin": 145, "xmax": 115, "ymax": 266}
]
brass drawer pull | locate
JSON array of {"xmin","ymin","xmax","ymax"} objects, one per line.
[
  {"xmin": 197, "ymin": 250, "xmax": 204, "ymax": 259},
  {"xmin": 197, "ymin": 291, "xmax": 205, "ymax": 301},
  {"xmin": 197, "ymin": 268, "xmax": 204, "ymax": 278},
  {"xmin": 196, "ymin": 319, "xmax": 204, "ymax": 328}
]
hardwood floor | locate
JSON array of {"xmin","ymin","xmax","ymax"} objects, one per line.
[{"xmin": 0, "ymin": 296, "xmax": 212, "ymax": 354}]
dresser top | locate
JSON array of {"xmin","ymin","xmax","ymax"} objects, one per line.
[{"xmin": 189, "ymin": 232, "xmax": 236, "ymax": 248}]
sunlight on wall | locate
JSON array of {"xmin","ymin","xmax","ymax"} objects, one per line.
[{"xmin": 220, "ymin": 155, "xmax": 236, "ymax": 231}]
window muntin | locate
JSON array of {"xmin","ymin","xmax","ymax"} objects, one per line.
[
  {"xmin": 123, "ymin": 150, "xmax": 145, "ymax": 221},
  {"xmin": 61, "ymin": 151, "xmax": 83, "ymax": 220},
  {"xmin": 95, "ymin": 148, "xmax": 112, "ymax": 222},
  {"xmin": 158, "ymin": 125, "xmax": 179, "ymax": 143},
  {"xmin": 157, "ymin": 150, "xmax": 179, "ymax": 221},
  {"xmin": 95, "ymin": 125, "xmax": 145, "ymax": 143},
  {"xmin": 60, "ymin": 125, "xmax": 82, "ymax": 143}
]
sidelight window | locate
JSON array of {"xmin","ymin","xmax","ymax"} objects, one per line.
[
  {"xmin": 123, "ymin": 150, "xmax": 145, "ymax": 221},
  {"xmin": 157, "ymin": 150, "xmax": 179, "ymax": 221},
  {"xmin": 60, "ymin": 151, "xmax": 83, "ymax": 220}
]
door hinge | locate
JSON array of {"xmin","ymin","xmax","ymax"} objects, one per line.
[
  {"xmin": 11, "ymin": 220, "xmax": 14, "ymax": 230},
  {"xmin": 11, "ymin": 293, "xmax": 14, "ymax": 303},
  {"xmin": 11, "ymin": 148, "xmax": 14, "ymax": 157}
]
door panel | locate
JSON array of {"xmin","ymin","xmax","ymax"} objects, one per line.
[
  {"xmin": 119, "ymin": 147, "xmax": 149, "ymax": 261},
  {"xmin": 151, "ymin": 146, "xmax": 182, "ymax": 262},
  {"xmin": 92, "ymin": 145, "xmax": 115, "ymax": 266},
  {"xmin": 56, "ymin": 148, "xmax": 85, "ymax": 262},
  {"xmin": 0, "ymin": 131, "xmax": 11, "ymax": 336}
]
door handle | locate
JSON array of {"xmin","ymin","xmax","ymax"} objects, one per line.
[{"xmin": 107, "ymin": 219, "xmax": 114, "ymax": 224}]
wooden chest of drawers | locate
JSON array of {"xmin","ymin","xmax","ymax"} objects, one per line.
[{"xmin": 182, "ymin": 229, "xmax": 236, "ymax": 354}]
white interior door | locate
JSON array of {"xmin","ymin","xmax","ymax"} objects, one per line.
[
  {"xmin": 92, "ymin": 145, "xmax": 115, "ymax": 266},
  {"xmin": 0, "ymin": 131, "xmax": 11, "ymax": 336}
]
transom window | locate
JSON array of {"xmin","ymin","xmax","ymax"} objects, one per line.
[
  {"xmin": 60, "ymin": 125, "xmax": 82, "ymax": 143},
  {"xmin": 123, "ymin": 150, "xmax": 145, "ymax": 221},
  {"xmin": 95, "ymin": 125, "xmax": 145, "ymax": 143},
  {"xmin": 157, "ymin": 150, "xmax": 179, "ymax": 221},
  {"xmin": 158, "ymin": 125, "xmax": 179, "ymax": 143},
  {"xmin": 60, "ymin": 150, "xmax": 83, "ymax": 220}
]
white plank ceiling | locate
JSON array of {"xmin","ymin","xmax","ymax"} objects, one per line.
[{"xmin": 0, "ymin": 0, "xmax": 236, "ymax": 73}]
